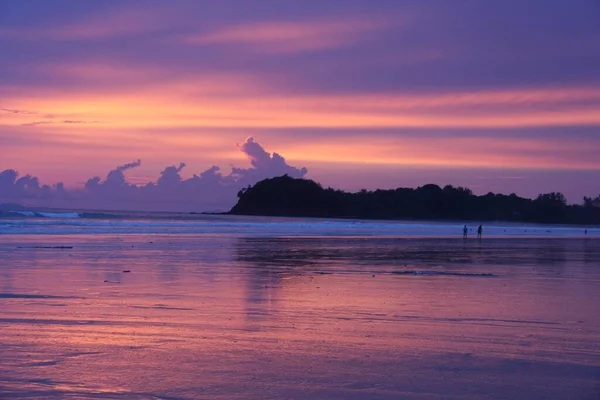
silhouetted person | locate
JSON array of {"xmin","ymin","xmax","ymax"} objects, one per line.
[
  {"xmin": 477, "ymin": 225, "xmax": 483, "ymax": 239},
  {"xmin": 463, "ymin": 225, "xmax": 468, "ymax": 239}
]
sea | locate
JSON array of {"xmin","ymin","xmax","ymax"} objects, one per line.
[
  {"xmin": 1, "ymin": 208, "xmax": 597, "ymax": 237},
  {"xmin": 0, "ymin": 208, "xmax": 599, "ymax": 399}
]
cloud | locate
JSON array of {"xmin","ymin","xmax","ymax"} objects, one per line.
[
  {"xmin": 186, "ymin": 17, "xmax": 395, "ymax": 53},
  {"xmin": 1, "ymin": 108, "xmax": 36, "ymax": 114},
  {"xmin": 0, "ymin": 138, "xmax": 307, "ymax": 212},
  {"xmin": 20, "ymin": 121, "xmax": 52, "ymax": 127},
  {"xmin": 63, "ymin": 120, "xmax": 100, "ymax": 124},
  {"xmin": 0, "ymin": 4, "xmax": 178, "ymax": 41},
  {"xmin": 20, "ymin": 119, "xmax": 101, "ymax": 127},
  {"xmin": 116, "ymin": 159, "xmax": 142, "ymax": 172},
  {"xmin": 4, "ymin": 78, "xmax": 599, "ymax": 132},
  {"xmin": 0, "ymin": 169, "xmax": 63, "ymax": 203},
  {"xmin": 234, "ymin": 137, "xmax": 308, "ymax": 180}
]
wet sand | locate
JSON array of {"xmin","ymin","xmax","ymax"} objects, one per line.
[{"xmin": 1, "ymin": 234, "xmax": 599, "ymax": 399}]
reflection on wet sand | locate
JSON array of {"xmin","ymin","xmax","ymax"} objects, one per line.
[
  {"xmin": 235, "ymin": 236, "xmax": 600, "ymax": 270},
  {"xmin": 0, "ymin": 234, "xmax": 599, "ymax": 399}
]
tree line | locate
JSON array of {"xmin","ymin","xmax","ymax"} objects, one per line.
[{"xmin": 229, "ymin": 175, "xmax": 600, "ymax": 225}]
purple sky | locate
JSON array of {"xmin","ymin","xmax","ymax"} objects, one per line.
[{"xmin": 1, "ymin": 0, "xmax": 599, "ymax": 211}]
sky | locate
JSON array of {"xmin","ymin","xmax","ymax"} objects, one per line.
[{"xmin": 1, "ymin": 0, "xmax": 599, "ymax": 211}]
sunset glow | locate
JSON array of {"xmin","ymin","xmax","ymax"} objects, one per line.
[{"xmin": 1, "ymin": 1, "xmax": 599, "ymax": 207}]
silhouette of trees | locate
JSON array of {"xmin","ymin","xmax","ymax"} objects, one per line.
[
  {"xmin": 584, "ymin": 194, "xmax": 600, "ymax": 208},
  {"xmin": 229, "ymin": 176, "xmax": 600, "ymax": 225},
  {"xmin": 531, "ymin": 192, "xmax": 568, "ymax": 223}
]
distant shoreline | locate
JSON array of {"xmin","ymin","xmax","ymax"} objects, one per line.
[
  {"xmin": 228, "ymin": 176, "xmax": 600, "ymax": 226},
  {"xmin": 220, "ymin": 211, "xmax": 597, "ymax": 229}
]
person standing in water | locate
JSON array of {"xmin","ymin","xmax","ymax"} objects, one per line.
[
  {"xmin": 463, "ymin": 225, "xmax": 468, "ymax": 239},
  {"xmin": 477, "ymin": 225, "xmax": 483, "ymax": 239}
]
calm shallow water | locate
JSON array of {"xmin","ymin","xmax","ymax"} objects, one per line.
[{"xmin": 0, "ymin": 229, "xmax": 599, "ymax": 399}]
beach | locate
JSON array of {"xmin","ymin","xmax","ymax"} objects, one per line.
[{"xmin": 0, "ymin": 214, "xmax": 599, "ymax": 399}]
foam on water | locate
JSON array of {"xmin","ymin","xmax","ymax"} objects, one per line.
[
  {"xmin": 11, "ymin": 211, "xmax": 82, "ymax": 219},
  {"xmin": 12, "ymin": 211, "xmax": 37, "ymax": 217},
  {"xmin": 35, "ymin": 211, "xmax": 81, "ymax": 219},
  {"xmin": 0, "ymin": 208, "xmax": 597, "ymax": 237}
]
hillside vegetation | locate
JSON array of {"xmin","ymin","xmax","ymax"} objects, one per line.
[{"xmin": 229, "ymin": 175, "xmax": 600, "ymax": 225}]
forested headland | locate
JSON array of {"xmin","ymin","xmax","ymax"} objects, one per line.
[{"xmin": 229, "ymin": 175, "xmax": 600, "ymax": 225}]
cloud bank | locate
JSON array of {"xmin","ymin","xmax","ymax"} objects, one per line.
[{"xmin": 0, "ymin": 137, "xmax": 307, "ymax": 212}]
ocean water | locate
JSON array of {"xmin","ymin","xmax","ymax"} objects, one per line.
[
  {"xmin": 0, "ymin": 210, "xmax": 599, "ymax": 399},
  {"xmin": 1, "ymin": 208, "xmax": 597, "ymax": 237}
]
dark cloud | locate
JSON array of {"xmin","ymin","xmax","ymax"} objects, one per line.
[
  {"xmin": 2, "ymin": 104, "xmax": 101, "ymax": 125},
  {"xmin": 117, "ymin": 159, "xmax": 142, "ymax": 172},
  {"xmin": 63, "ymin": 120, "xmax": 100, "ymax": 124},
  {"xmin": 233, "ymin": 137, "xmax": 308, "ymax": 181},
  {"xmin": 19, "ymin": 119, "xmax": 101, "ymax": 126},
  {"xmin": 0, "ymin": 138, "xmax": 308, "ymax": 211},
  {"xmin": 0, "ymin": 169, "xmax": 64, "ymax": 203},
  {"xmin": 21, "ymin": 121, "xmax": 52, "ymax": 126},
  {"xmin": 1, "ymin": 108, "xmax": 36, "ymax": 114}
]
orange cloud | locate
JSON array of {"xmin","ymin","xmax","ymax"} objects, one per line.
[
  {"xmin": 3, "ymin": 61, "xmax": 600, "ymax": 181},
  {"xmin": 3, "ymin": 77, "xmax": 600, "ymax": 130},
  {"xmin": 274, "ymin": 135, "xmax": 600, "ymax": 170}
]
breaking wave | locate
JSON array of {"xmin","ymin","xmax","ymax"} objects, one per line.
[
  {"xmin": 0, "ymin": 207, "xmax": 596, "ymax": 237},
  {"xmin": 11, "ymin": 211, "xmax": 82, "ymax": 219}
]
